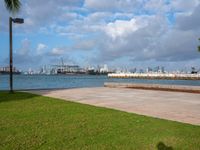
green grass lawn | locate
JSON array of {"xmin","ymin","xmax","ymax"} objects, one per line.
[{"xmin": 0, "ymin": 92, "xmax": 200, "ymax": 150}]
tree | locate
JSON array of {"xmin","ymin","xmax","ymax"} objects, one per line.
[{"xmin": 4, "ymin": 0, "xmax": 21, "ymax": 14}]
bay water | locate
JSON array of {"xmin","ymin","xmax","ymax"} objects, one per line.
[{"xmin": 0, "ymin": 74, "xmax": 200, "ymax": 90}]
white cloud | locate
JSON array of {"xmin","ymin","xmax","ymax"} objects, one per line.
[
  {"xmin": 93, "ymin": 11, "xmax": 200, "ymax": 63},
  {"xmin": 36, "ymin": 43, "xmax": 47, "ymax": 55},
  {"xmin": 176, "ymin": 4, "xmax": 200, "ymax": 30},
  {"xmin": 59, "ymin": 12, "xmax": 81, "ymax": 21},
  {"xmin": 4, "ymin": 39, "xmax": 43, "ymax": 69},
  {"xmin": 84, "ymin": 0, "xmax": 115, "ymax": 10},
  {"xmin": 51, "ymin": 48, "xmax": 65, "ymax": 56},
  {"xmin": 84, "ymin": 0, "xmax": 140, "ymax": 12},
  {"xmin": 144, "ymin": 0, "xmax": 168, "ymax": 13},
  {"xmin": 17, "ymin": 39, "xmax": 31, "ymax": 55},
  {"xmin": 171, "ymin": 0, "xmax": 199, "ymax": 12},
  {"xmin": 104, "ymin": 18, "xmax": 147, "ymax": 39},
  {"xmin": 1, "ymin": 0, "xmax": 200, "ymax": 70},
  {"xmin": 73, "ymin": 40, "xmax": 95, "ymax": 50}
]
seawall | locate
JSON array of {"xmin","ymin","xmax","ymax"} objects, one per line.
[
  {"xmin": 104, "ymin": 82, "xmax": 200, "ymax": 93},
  {"xmin": 108, "ymin": 73, "xmax": 200, "ymax": 80}
]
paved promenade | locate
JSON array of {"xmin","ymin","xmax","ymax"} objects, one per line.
[{"xmin": 29, "ymin": 87, "xmax": 200, "ymax": 125}]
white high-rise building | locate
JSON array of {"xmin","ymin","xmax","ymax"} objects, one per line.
[{"xmin": 100, "ymin": 64, "xmax": 108, "ymax": 73}]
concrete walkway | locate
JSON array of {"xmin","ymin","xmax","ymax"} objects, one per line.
[{"xmin": 29, "ymin": 87, "xmax": 200, "ymax": 125}]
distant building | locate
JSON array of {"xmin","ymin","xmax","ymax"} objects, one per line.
[
  {"xmin": 161, "ymin": 67, "xmax": 165, "ymax": 73},
  {"xmin": 52, "ymin": 64, "xmax": 83, "ymax": 74},
  {"xmin": 191, "ymin": 67, "xmax": 198, "ymax": 74},
  {"xmin": 100, "ymin": 64, "xmax": 108, "ymax": 73},
  {"xmin": 154, "ymin": 66, "xmax": 159, "ymax": 72},
  {"xmin": 146, "ymin": 67, "xmax": 153, "ymax": 73},
  {"xmin": 130, "ymin": 68, "xmax": 137, "ymax": 73},
  {"xmin": 139, "ymin": 69, "xmax": 144, "ymax": 73},
  {"xmin": 28, "ymin": 68, "xmax": 34, "ymax": 75},
  {"xmin": 0, "ymin": 66, "xmax": 21, "ymax": 74},
  {"xmin": 152, "ymin": 66, "xmax": 165, "ymax": 73}
]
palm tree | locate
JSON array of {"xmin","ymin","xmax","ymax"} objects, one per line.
[{"xmin": 4, "ymin": 0, "xmax": 21, "ymax": 13}]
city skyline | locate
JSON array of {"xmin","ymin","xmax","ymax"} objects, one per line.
[
  {"xmin": 0, "ymin": 0, "xmax": 200, "ymax": 71},
  {"xmin": 1, "ymin": 61, "xmax": 199, "ymax": 75}
]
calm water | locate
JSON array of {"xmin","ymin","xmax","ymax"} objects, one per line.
[{"xmin": 0, "ymin": 74, "xmax": 200, "ymax": 90}]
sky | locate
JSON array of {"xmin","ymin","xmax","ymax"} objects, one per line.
[{"xmin": 0, "ymin": 0, "xmax": 200, "ymax": 71}]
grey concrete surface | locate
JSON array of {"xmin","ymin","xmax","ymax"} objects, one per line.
[{"xmin": 28, "ymin": 87, "xmax": 200, "ymax": 125}]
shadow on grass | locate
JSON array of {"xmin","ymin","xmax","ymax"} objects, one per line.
[
  {"xmin": 157, "ymin": 142, "xmax": 173, "ymax": 150},
  {"xmin": 0, "ymin": 91, "xmax": 40, "ymax": 103}
]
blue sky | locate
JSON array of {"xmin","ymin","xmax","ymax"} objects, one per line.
[{"xmin": 0, "ymin": 0, "xmax": 200, "ymax": 71}]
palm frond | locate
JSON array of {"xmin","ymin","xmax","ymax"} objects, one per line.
[{"xmin": 4, "ymin": 0, "xmax": 21, "ymax": 14}]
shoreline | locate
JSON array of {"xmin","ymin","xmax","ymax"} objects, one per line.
[
  {"xmin": 104, "ymin": 82, "xmax": 200, "ymax": 94},
  {"xmin": 1, "ymin": 74, "xmax": 200, "ymax": 90},
  {"xmin": 1, "ymin": 82, "xmax": 200, "ymax": 93},
  {"xmin": 108, "ymin": 73, "xmax": 200, "ymax": 80}
]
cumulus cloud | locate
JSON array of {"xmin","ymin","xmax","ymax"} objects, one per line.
[
  {"xmin": 72, "ymin": 40, "xmax": 95, "ymax": 50},
  {"xmin": 3, "ymin": 39, "xmax": 41, "ymax": 68},
  {"xmin": 104, "ymin": 18, "xmax": 147, "ymax": 39},
  {"xmin": 94, "ymin": 15, "xmax": 167, "ymax": 61},
  {"xmin": 84, "ymin": 1, "xmax": 200, "ymax": 65},
  {"xmin": 50, "ymin": 48, "xmax": 65, "ymax": 56},
  {"xmin": 170, "ymin": 0, "xmax": 199, "ymax": 12},
  {"xmin": 36, "ymin": 43, "xmax": 47, "ymax": 55},
  {"xmin": 17, "ymin": 39, "xmax": 31, "ymax": 55},
  {"xmin": 1, "ymin": 0, "xmax": 200, "ymax": 70},
  {"xmin": 84, "ymin": 0, "xmax": 141, "ymax": 12},
  {"xmin": 176, "ymin": 4, "xmax": 200, "ymax": 30}
]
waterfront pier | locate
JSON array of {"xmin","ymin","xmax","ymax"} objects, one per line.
[{"xmin": 108, "ymin": 73, "xmax": 200, "ymax": 80}]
